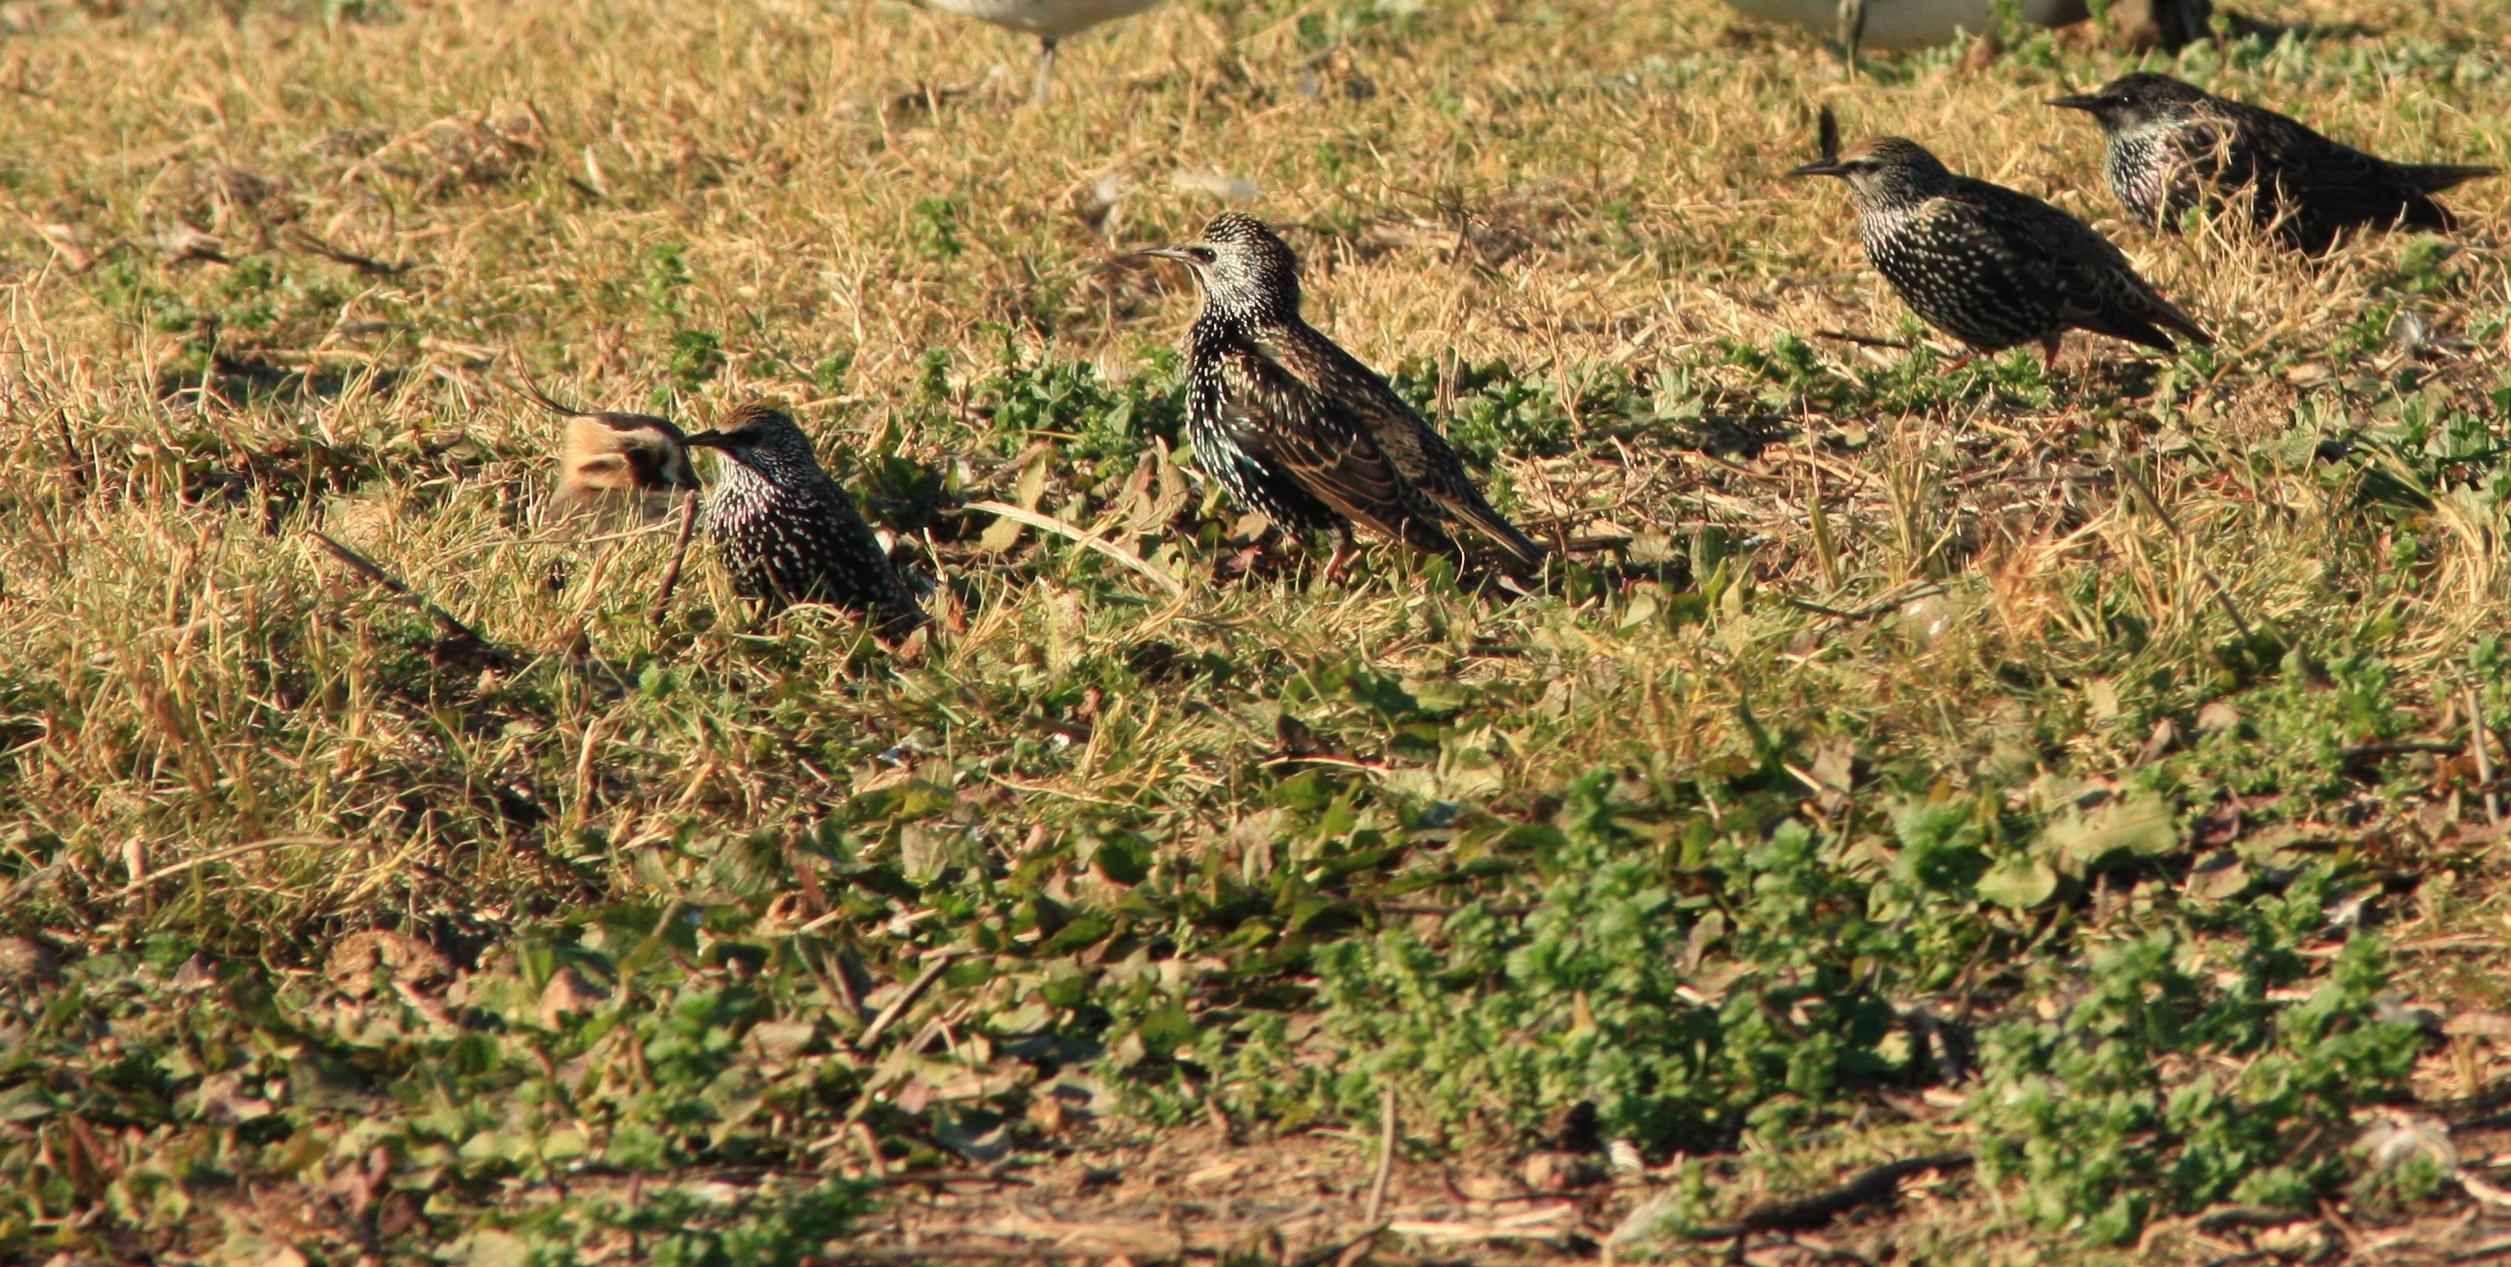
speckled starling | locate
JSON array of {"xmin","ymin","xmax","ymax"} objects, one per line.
[
  {"xmin": 921, "ymin": 0, "xmax": 1167, "ymax": 103},
  {"xmin": 1788, "ymin": 137, "xmax": 2212, "ymax": 364},
  {"xmin": 680, "ymin": 404, "xmax": 922, "ymax": 635},
  {"xmin": 521, "ymin": 384, "xmax": 698, "ymax": 530},
  {"xmin": 1140, "ymin": 212, "xmax": 1547, "ymax": 580},
  {"xmin": 2050, "ymin": 72, "xmax": 2497, "ymax": 256}
]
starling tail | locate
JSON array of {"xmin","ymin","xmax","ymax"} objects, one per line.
[
  {"xmin": 1139, "ymin": 212, "xmax": 1547, "ymax": 578},
  {"xmin": 681, "ymin": 404, "xmax": 922, "ymax": 637},
  {"xmin": 2051, "ymin": 72, "xmax": 2499, "ymax": 255},
  {"xmin": 1788, "ymin": 136, "xmax": 2211, "ymax": 362}
]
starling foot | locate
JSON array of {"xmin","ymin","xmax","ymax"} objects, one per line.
[{"xmin": 1321, "ymin": 534, "xmax": 1357, "ymax": 585}]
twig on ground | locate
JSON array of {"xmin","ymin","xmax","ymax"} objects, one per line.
[
  {"xmin": 510, "ymin": 357, "xmax": 598, "ymax": 418},
  {"xmin": 1812, "ymin": 329, "xmax": 1913, "ymax": 351},
  {"xmin": 1784, "ymin": 583, "xmax": 1948, "ymax": 623},
  {"xmin": 1323, "ymin": 1083, "xmax": 1402, "ymax": 1267},
  {"xmin": 2447, "ymin": 1236, "xmax": 2511, "ymax": 1264},
  {"xmin": 286, "ymin": 228, "xmax": 405, "ymax": 276},
  {"xmin": 307, "ymin": 529, "xmax": 521, "ymax": 669},
  {"xmin": 109, "ymin": 836, "xmax": 351, "ymax": 898},
  {"xmin": 54, "ymin": 409, "xmax": 84, "ymax": 491},
  {"xmin": 650, "ymin": 491, "xmax": 701, "ymax": 620},
  {"xmin": 2111, "ymin": 458, "xmax": 2257, "ymax": 642},
  {"xmin": 2468, "ymin": 688, "xmax": 2501, "ymax": 827},
  {"xmin": 966, "ymin": 499, "xmax": 1185, "ymax": 598},
  {"xmin": 2339, "ymin": 741, "xmax": 2464, "ymax": 765},
  {"xmin": 1688, "ymin": 1151, "xmax": 1974, "ymax": 1240},
  {"xmin": 1365, "ymin": 1081, "xmax": 1399, "ymax": 1229},
  {"xmin": 856, "ymin": 952, "xmax": 967, "ymax": 1051}
]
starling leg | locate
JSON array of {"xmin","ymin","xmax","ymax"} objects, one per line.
[
  {"xmin": 2039, "ymin": 336, "xmax": 2062, "ymax": 372},
  {"xmin": 1321, "ymin": 529, "xmax": 1357, "ymax": 585},
  {"xmin": 1033, "ymin": 36, "xmax": 1058, "ymax": 105}
]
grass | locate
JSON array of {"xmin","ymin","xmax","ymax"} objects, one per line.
[{"xmin": 3, "ymin": 0, "xmax": 2510, "ymax": 1261}]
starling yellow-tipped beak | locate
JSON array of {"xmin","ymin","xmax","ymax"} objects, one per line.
[
  {"xmin": 2047, "ymin": 93, "xmax": 2107, "ymax": 112},
  {"xmin": 1786, "ymin": 158, "xmax": 1849, "ymax": 179},
  {"xmin": 680, "ymin": 430, "xmax": 732, "ymax": 451},
  {"xmin": 1135, "ymin": 244, "xmax": 1201, "ymax": 264}
]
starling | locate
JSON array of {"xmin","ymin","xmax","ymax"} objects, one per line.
[
  {"xmin": 920, "ymin": 0, "xmax": 1167, "ymax": 104},
  {"xmin": 2050, "ymin": 72, "xmax": 2497, "ymax": 255},
  {"xmin": 1139, "ymin": 212, "xmax": 1547, "ymax": 580},
  {"xmin": 680, "ymin": 403, "xmax": 922, "ymax": 635},
  {"xmin": 519, "ymin": 381, "xmax": 698, "ymax": 530},
  {"xmin": 1788, "ymin": 136, "xmax": 2212, "ymax": 364}
]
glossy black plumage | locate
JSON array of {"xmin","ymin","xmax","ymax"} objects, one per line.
[
  {"xmin": 1141, "ymin": 212, "xmax": 1546, "ymax": 576},
  {"xmin": 682, "ymin": 404, "xmax": 921, "ymax": 636},
  {"xmin": 2052, "ymin": 72, "xmax": 2496, "ymax": 255},
  {"xmin": 1789, "ymin": 137, "xmax": 2211, "ymax": 361}
]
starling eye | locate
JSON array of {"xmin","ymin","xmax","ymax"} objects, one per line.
[{"xmin": 1191, "ymin": 247, "xmax": 1216, "ymax": 263}]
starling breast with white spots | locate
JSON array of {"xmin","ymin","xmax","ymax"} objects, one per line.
[{"xmin": 682, "ymin": 404, "xmax": 922, "ymax": 637}]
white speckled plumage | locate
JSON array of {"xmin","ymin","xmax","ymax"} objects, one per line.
[
  {"xmin": 682, "ymin": 404, "xmax": 921, "ymax": 636},
  {"xmin": 2052, "ymin": 72, "xmax": 2497, "ymax": 255},
  {"xmin": 1141, "ymin": 213, "xmax": 1546, "ymax": 576},
  {"xmin": 1790, "ymin": 136, "xmax": 2211, "ymax": 361}
]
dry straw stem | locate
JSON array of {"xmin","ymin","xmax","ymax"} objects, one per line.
[
  {"xmin": 306, "ymin": 528, "xmax": 522, "ymax": 667},
  {"xmin": 966, "ymin": 498, "xmax": 1186, "ymax": 598},
  {"xmin": 650, "ymin": 489, "xmax": 703, "ymax": 618}
]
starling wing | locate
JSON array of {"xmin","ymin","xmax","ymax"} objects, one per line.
[
  {"xmin": 2206, "ymin": 100, "xmax": 2497, "ymax": 246},
  {"xmin": 733, "ymin": 485, "xmax": 920, "ymax": 631},
  {"xmin": 1214, "ymin": 344, "xmax": 1460, "ymax": 557},
  {"xmin": 1949, "ymin": 181, "xmax": 2212, "ymax": 352},
  {"xmin": 1249, "ymin": 330, "xmax": 1547, "ymax": 570}
]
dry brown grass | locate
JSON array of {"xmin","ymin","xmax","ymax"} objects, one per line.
[{"xmin": 4, "ymin": 0, "xmax": 2511, "ymax": 1262}]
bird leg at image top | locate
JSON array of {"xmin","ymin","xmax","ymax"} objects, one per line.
[
  {"xmin": 1834, "ymin": 0, "xmax": 1868, "ymax": 71},
  {"xmin": 1034, "ymin": 36, "xmax": 1058, "ymax": 105},
  {"xmin": 1321, "ymin": 527, "xmax": 1358, "ymax": 586},
  {"xmin": 2040, "ymin": 336, "xmax": 2063, "ymax": 370}
]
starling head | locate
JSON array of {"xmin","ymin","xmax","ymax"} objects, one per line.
[
  {"xmin": 1787, "ymin": 137, "xmax": 1959, "ymax": 212},
  {"xmin": 681, "ymin": 404, "xmax": 829, "ymax": 487},
  {"xmin": 1139, "ymin": 211, "xmax": 1300, "ymax": 323},
  {"xmin": 2049, "ymin": 72, "xmax": 2209, "ymax": 134}
]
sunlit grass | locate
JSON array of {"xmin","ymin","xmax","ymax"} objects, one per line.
[{"xmin": 2, "ymin": 0, "xmax": 2508, "ymax": 1261}]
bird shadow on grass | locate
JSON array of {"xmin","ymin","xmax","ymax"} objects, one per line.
[
  {"xmin": 154, "ymin": 350, "xmax": 403, "ymax": 411},
  {"xmin": 855, "ymin": 452, "xmax": 960, "ymax": 540},
  {"xmin": 1587, "ymin": 410, "xmax": 1802, "ymax": 462},
  {"xmin": 2212, "ymin": 9, "xmax": 2375, "ymax": 45},
  {"xmin": 2070, "ymin": 358, "xmax": 2167, "ymax": 402}
]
